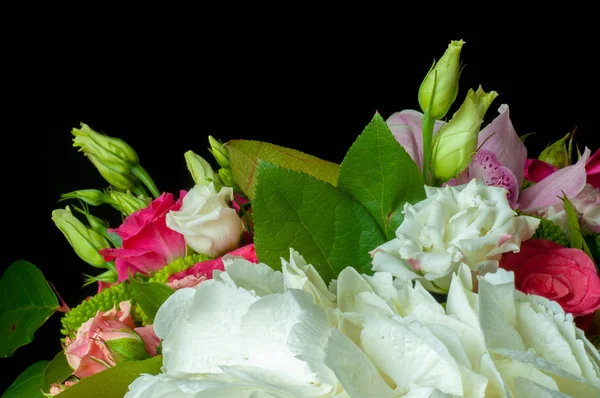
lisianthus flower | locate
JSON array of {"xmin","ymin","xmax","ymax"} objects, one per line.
[
  {"xmin": 125, "ymin": 251, "xmax": 600, "ymax": 397},
  {"xmin": 371, "ymin": 179, "xmax": 539, "ymax": 292},
  {"xmin": 100, "ymin": 192, "xmax": 187, "ymax": 281}
]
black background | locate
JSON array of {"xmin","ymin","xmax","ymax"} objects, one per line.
[{"xmin": 2, "ymin": 17, "xmax": 599, "ymax": 393}]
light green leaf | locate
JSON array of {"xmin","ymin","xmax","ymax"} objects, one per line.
[
  {"xmin": 561, "ymin": 194, "xmax": 594, "ymax": 260},
  {"xmin": 226, "ymin": 139, "xmax": 340, "ymax": 200},
  {"xmin": 43, "ymin": 351, "xmax": 73, "ymax": 392},
  {"xmin": 2, "ymin": 360, "xmax": 49, "ymax": 398},
  {"xmin": 55, "ymin": 356, "xmax": 163, "ymax": 397},
  {"xmin": 0, "ymin": 260, "xmax": 59, "ymax": 357},
  {"xmin": 253, "ymin": 162, "xmax": 386, "ymax": 283},
  {"xmin": 338, "ymin": 112, "xmax": 425, "ymax": 239},
  {"xmin": 129, "ymin": 281, "xmax": 175, "ymax": 324}
]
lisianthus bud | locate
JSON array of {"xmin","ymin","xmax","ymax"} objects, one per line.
[
  {"xmin": 208, "ymin": 135, "xmax": 230, "ymax": 168},
  {"xmin": 538, "ymin": 131, "xmax": 571, "ymax": 169},
  {"xmin": 184, "ymin": 150, "xmax": 222, "ymax": 188},
  {"xmin": 88, "ymin": 154, "xmax": 140, "ymax": 192},
  {"xmin": 431, "ymin": 86, "xmax": 498, "ymax": 181},
  {"xmin": 52, "ymin": 206, "xmax": 112, "ymax": 268},
  {"xmin": 418, "ymin": 39, "xmax": 465, "ymax": 120},
  {"xmin": 61, "ymin": 189, "xmax": 111, "ymax": 206},
  {"xmin": 218, "ymin": 167, "xmax": 238, "ymax": 190},
  {"xmin": 72, "ymin": 123, "xmax": 139, "ymax": 174},
  {"xmin": 108, "ymin": 189, "xmax": 151, "ymax": 216}
]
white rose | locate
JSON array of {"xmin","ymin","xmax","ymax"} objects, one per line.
[
  {"xmin": 166, "ymin": 183, "xmax": 244, "ymax": 257},
  {"xmin": 371, "ymin": 179, "xmax": 540, "ymax": 292}
]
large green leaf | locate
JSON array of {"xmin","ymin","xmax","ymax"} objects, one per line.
[
  {"xmin": 562, "ymin": 194, "xmax": 594, "ymax": 260},
  {"xmin": 43, "ymin": 351, "xmax": 73, "ymax": 392},
  {"xmin": 56, "ymin": 356, "xmax": 163, "ymax": 397},
  {"xmin": 253, "ymin": 162, "xmax": 386, "ymax": 283},
  {"xmin": 0, "ymin": 260, "xmax": 59, "ymax": 357},
  {"xmin": 226, "ymin": 139, "xmax": 340, "ymax": 200},
  {"xmin": 338, "ymin": 112, "xmax": 425, "ymax": 239},
  {"xmin": 129, "ymin": 281, "xmax": 175, "ymax": 324},
  {"xmin": 2, "ymin": 360, "xmax": 49, "ymax": 398}
]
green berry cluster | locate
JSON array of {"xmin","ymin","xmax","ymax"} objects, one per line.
[
  {"xmin": 148, "ymin": 253, "xmax": 211, "ymax": 284},
  {"xmin": 527, "ymin": 213, "xmax": 570, "ymax": 247}
]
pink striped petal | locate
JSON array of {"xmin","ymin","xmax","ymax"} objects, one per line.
[
  {"xmin": 519, "ymin": 147, "xmax": 591, "ymax": 212},
  {"xmin": 586, "ymin": 149, "xmax": 600, "ymax": 189},
  {"xmin": 386, "ymin": 110, "xmax": 445, "ymax": 171},
  {"xmin": 478, "ymin": 105, "xmax": 528, "ymax": 186}
]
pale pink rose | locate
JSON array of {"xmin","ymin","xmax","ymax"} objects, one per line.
[
  {"xmin": 48, "ymin": 380, "xmax": 78, "ymax": 395},
  {"xmin": 539, "ymin": 184, "xmax": 600, "ymax": 235},
  {"xmin": 168, "ymin": 243, "xmax": 258, "ymax": 289},
  {"xmin": 100, "ymin": 191, "xmax": 187, "ymax": 281},
  {"xmin": 134, "ymin": 325, "xmax": 161, "ymax": 356},
  {"xmin": 64, "ymin": 301, "xmax": 148, "ymax": 378}
]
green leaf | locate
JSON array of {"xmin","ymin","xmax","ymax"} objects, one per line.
[
  {"xmin": 55, "ymin": 356, "xmax": 163, "ymax": 397},
  {"xmin": 338, "ymin": 112, "xmax": 425, "ymax": 239},
  {"xmin": 226, "ymin": 139, "xmax": 340, "ymax": 200},
  {"xmin": 2, "ymin": 360, "xmax": 49, "ymax": 398},
  {"xmin": 42, "ymin": 351, "xmax": 73, "ymax": 392},
  {"xmin": 562, "ymin": 194, "xmax": 594, "ymax": 260},
  {"xmin": 0, "ymin": 260, "xmax": 59, "ymax": 357},
  {"xmin": 253, "ymin": 162, "xmax": 386, "ymax": 283},
  {"xmin": 129, "ymin": 281, "xmax": 175, "ymax": 324}
]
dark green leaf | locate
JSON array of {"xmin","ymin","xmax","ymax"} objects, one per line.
[
  {"xmin": 338, "ymin": 112, "xmax": 425, "ymax": 239},
  {"xmin": 2, "ymin": 360, "xmax": 49, "ymax": 398},
  {"xmin": 226, "ymin": 139, "xmax": 340, "ymax": 200},
  {"xmin": 129, "ymin": 281, "xmax": 175, "ymax": 324},
  {"xmin": 253, "ymin": 162, "xmax": 386, "ymax": 283},
  {"xmin": 55, "ymin": 356, "xmax": 163, "ymax": 397},
  {"xmin": 0, "ymin": 260, "xmax": 59, "ymax": 357},
  {"xmin": 562, "ymin": 194, "xmax": 594, "ymax": 260},
  {"xmin": 43, "ymin": 351, "xmax": 73, "ymax": 391}
]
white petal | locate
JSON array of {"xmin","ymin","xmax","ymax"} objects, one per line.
[{"xmin": 224, "ymin": 257, "xmax": 284, "ymax": 296}]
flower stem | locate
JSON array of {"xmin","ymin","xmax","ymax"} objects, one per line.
[
  {"xmin": 422, "ymin": 111, "xmax": 435, "ymax": 184},
  {"xmin": 131, "ymin": 164, "xmax": 160, "ymax": 199}
]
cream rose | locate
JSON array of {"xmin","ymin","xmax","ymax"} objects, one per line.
[
  {"xmin": 371, "ymin": 179, "xmax": 540, "ymax": 292},
  {"xmin": 166, "ymin": 183, "xmax": 244, "ymax": 257}
]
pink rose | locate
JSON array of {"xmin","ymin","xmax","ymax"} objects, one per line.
[
  {"xmin": 134, "ymin": 325, "xmax": 161, "ymax": 356},
  {"xmin": 499, "ymin": 239, "xmax": 600, "ymax": 324},
  {"xmin": 168, "ymin": 243, "xmax": 258, "ymax": 289},
  {"xmin": 100, "ymin": 191, "xmax": 187, "ymax": 281},
  {"xmin": 64, "ymin": 301, "xmax": 149, "ymax": 378}
]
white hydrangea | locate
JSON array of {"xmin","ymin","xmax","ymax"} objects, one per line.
[
  {"xmin": 371, "ymin": 179, "xmax": 540, "ymax": 292},
  {"xmin": 126, "ymin": 250, "xmax": 600, "ymax": 398}
]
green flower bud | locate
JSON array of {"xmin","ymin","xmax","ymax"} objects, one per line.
[
  {"xmin": 87, "ymin": 155, "xmax": 140, "ymax": 192},
  {"xmin": 60, "ymin": 189, "xmax": 111, "ymax": 206},
  {"xmin": 208, "ymin": 136, "xmax": 230, "ymax": 168},
  {"xmin": 538, "ymin": 131, "xmax": 571, "ymax": 169},
  {"xmin": 431, "ymin": 86, "xmax": 499, "ymax": 181},
  {"xmin": 218, "ymin": 167, "xmax": 238, "ymax": 190},
  {"xmin": 184, "ymin": 150, "xmax": 222, "ymax": 188},
  {"xmin": 83, "ymin": 269, "xmax": 119, "ymax": 288},
  {"xmin": 104, "ymin": 330, "xmax": 150, "ymax": 362},
  {"xmin": 108, "ymin": 190, "xmax": 151, "ymax": 216},
  {"xmin": 52, "ymin": 206, "xmax": 112, "ymax": 268},
  {"xmin": 72, "ymin": 123, "xmax": 139, "ymax": 174},
  {"xmin": 418, "ymin": 39, "xmax": 465, "ymax": 120}
]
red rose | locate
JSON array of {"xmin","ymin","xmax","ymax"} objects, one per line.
[
  {"xmin": 100, "ymin": 191, "xmax": 187, "ymax": 281},
  {"xmin": 499, "ymin": 239, "xmax": 600, "ymax": 320}
]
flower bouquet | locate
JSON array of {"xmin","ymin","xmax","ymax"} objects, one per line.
[{"xmin": 2, "ymin": 39, "xmax": 600, "ymax": 397}]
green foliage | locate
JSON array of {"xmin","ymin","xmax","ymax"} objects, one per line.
[
  {"xmin": 2, "ymin": 360, "xmax": 49, "ymax": 397},
  {"xmin": 0, "ymin": 260, "xmax": 59, "ymax": 357},
  {"xmin": 528, "ymin": 214, "xmax": 570, "ymax": 247},
  {"xmin": 226, "ymin": 139, "xmax": 340, "ymax": 200},
  {"xmin": 129, "ymin": 281, "xmax": 175, "ymax": 324},
  {"xmin": 253, "ymin": 162, "xmax": 386, "ymax": 283}
]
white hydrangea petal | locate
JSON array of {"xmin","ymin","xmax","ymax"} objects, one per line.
[
  {"xmin": 402, "ymin": 388, "xmax": 453, "ymax": 397},
  {"xmin": 163, "ymin": 281, "xmax": 257, "ymax": 373},
  {"xmin": 323, "ymin": 329, "xmax": 396, "ymax": 398},
  {"xmin": 153, "ymin": 287, "xmax": 196, "ymax": 339},
  {"xmin": 458, "ymin": 363, "xmax": 489, "ymax": 397},
  {"xmin": 336, "ymin": 267, "xmax": 376, "ymax": 312},
  {"xmin": 362, "ymin": 271, "xmax": 397, "ymax": 301},
  {"xmin": 223, "ymin": 257, "xmax": 284, "ymax": 296},
  {"xmin": 282, "ymin": 249, "xmax": 336, "ymax": 307},
  {"xmin": 360, "ymin": 317, "xmax": 463, "ymax": 396},
  {"xmin": 446, "ymin": 273, "xmax": 479, "ymax": 329},
  {"xmin": 494, "ymin": 358, "xmax": 560, "ymax": 396},
  {"xmin": 394, "ymin": 281, "xmax": 445, "ymax": 317},
  {"xmin": 479, "ymin": 352, "xmax": 511, "ymax": 398},
  {"xmin": 241, "ymin": 290, "xmax": 335, "ymax": 394},
  {"xmin": 513, "ymin": 377, "xmax": 572, "ymax": 398},
  {"xmin": 478, "ymin": 271, "xmax": 525, "ymax": 351},
  {"xmin": 371, "ymin": 250, "xmax": 421, "ymax": 283}
]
